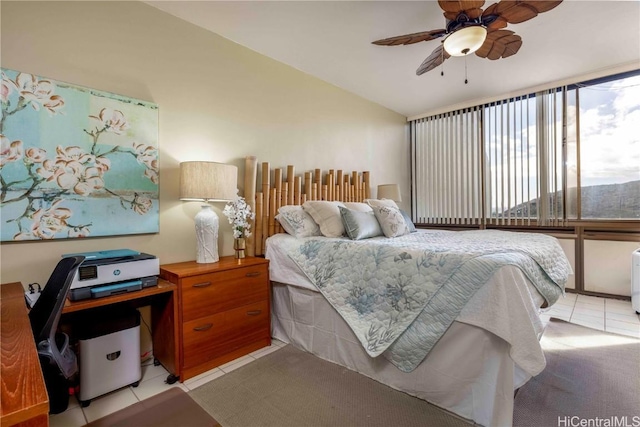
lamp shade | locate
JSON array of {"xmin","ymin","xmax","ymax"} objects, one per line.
[
  {"xmin": 377, "ymin": 184, "xmax": 401, "ymax": 202},
  {"xmin": 180, "ymin": 161, "xmax": 238, "ymax": 202},
  {"xmin": 443, "ymin": 26, "xmax": 487, "ymax": 57}
]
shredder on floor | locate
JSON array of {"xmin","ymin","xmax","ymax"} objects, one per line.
[{"xmin": 75, "ymin": 305, "xmax": 142, "ymax": 407}]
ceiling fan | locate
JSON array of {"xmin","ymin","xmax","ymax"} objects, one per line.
[{"xmin": 372, "ymin": 0, "xmax": 563, "ymax": 76}]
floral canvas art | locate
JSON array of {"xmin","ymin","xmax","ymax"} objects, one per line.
[{"xmin": 0, "ymin": 69, "xmax": 159, "ymax": 241}]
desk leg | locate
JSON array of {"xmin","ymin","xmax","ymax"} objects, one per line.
[{"xmin": 151, "ymin": 291, "xmax": 179, "ymax": 381}]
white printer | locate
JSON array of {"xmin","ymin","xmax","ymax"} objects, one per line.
[{"xmin": 64, "ymin": 249, "xmax": 159, "ymax": 301}]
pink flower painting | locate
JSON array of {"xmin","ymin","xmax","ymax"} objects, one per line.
[{"xmin": 0, "ymin": 68, "xmax": 159, "ymax": 241}]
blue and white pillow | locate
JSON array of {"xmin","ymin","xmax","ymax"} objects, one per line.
[
  {"xmin": 372, "ymin": 205, "xmax": 410, "ymax": 238},
  {"xmin": 399, "ymin": 209, "xmax": 417, "ymax": 233},
  {"xmin": 276, "ymin": 205, "xmax": 321, "ymax": 238}
]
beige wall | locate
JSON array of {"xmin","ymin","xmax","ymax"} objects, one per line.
[
  {"xmin": 0, "ymin": 1, "xmax": 408, "ymax": 286},
  {"xmin": 584, "ymin": 240, "xmax": 640, "ymax": 297}
]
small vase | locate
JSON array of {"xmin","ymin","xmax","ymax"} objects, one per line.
[{"xmin": 234, "ymin": 237, "xmax": 246, "ymax": 259}]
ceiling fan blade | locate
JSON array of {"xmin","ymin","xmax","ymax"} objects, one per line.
[
  {"xmin": 443, "ymin": 7, "xmax": 484, "ymax": 21},
  {"xmin": 475, "ymin": 29, "xmax": 522, "ymax": 60},
  {"xmin": 416, "ymin": 45, "xmax": 451, "ymax": 76},
  {"xmin": 488, "ymin": 0, "xmax": 562, "ymax": 25},
  {"xmin": 438, "ymin": 0, "xmax": 486, "ymax": 14},
  {"xmin": 441, "ymin": 0, "xmax": 486, "ymax": 21},
  {"xmin": 372, "ymin": 29, "xmax": 446, "ymax": 46},
  {"xmin": 486, "ymin": 17, "xmax": 509, "ymax": 30},
  {"xmin": 530, "ymin": 1, "xmax": 563, "ymax": 13},
  {"xmin": 482, "ymin": 3, "xmax": 508, "ymax": 29}
]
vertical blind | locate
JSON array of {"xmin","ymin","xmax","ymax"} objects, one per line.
[
  {"xmin": 412, "ymin": 89, "xmax": 568, "ymax": 227},
  {"xmin": 484, "ymin": 95, "xmax": 536, "ymax": 226},
  {"xmin": 411, "ymin": 107, "xmax": 482, "ymax": 225},
  {"xmin": 535, "ymin": 88, "xmax": 567, "ymax": 226}
]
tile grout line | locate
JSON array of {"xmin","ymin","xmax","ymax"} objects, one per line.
[{"xmin": 569, "ymin": 297, "xmax": 576, "ymax": 322}]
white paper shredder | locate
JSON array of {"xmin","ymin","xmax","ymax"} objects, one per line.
[{"xmin": 76, "ymin": 306, "xmax": 141, "ymax": 406}]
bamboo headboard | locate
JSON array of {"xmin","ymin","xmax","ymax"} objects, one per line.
[{"xmin": 243, "ymin": 156, "xmax": 371, "ymax": 256}]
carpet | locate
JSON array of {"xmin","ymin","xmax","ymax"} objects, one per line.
[
  {"xmin": 85, "ymin": 387, "xmax": 220, "ymax": 427},
  {"xmin": 187, "ymin": 319, "xmax": 640, "ymax": 427},
  {"xmin": 189, "ymin": 345, "xmax": 471, "ymax": 427},
  {"xmin": 513, "ymin": 317, "xmax": 640, "ymax": 427}
]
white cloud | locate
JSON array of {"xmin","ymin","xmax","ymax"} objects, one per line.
[{"xmin": 579, "ymin": 75, "xmax": 640, "ymax": 185}]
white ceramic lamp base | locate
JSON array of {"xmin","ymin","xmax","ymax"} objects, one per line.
[{"xmin": 194, "ymin": 205, "xmax": 219, "ymax": 263}]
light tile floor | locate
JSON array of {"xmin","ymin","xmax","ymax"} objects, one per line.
[
  {"xmin": 540, "ymin": 293, "xmax": 640, "ymax": 338},
  {"xmin": 51, "ymin": 295, "xmax": 639, "ymax": 426}
]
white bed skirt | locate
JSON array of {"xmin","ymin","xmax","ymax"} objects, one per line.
[{"xmin": 271, "ymin": 282, "xmax": 534, "ymax": 427}]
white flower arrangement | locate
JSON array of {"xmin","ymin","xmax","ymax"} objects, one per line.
[{"xmin": 223, "ymin": 195, "xmax": 255, "ymax": 239}]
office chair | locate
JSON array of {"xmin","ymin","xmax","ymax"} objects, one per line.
[{"xmin": 29, "ymin": 255, "xmax": 85, "ymax": 414}]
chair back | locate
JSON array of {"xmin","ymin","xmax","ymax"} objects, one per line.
[{"xmin": 29, "ymin": 256, "xmax": 84, "ymax": 349}]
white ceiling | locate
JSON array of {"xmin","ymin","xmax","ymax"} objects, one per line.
[{"xmin": 146, "ymin": 1, "xmax": 640, "ymax": 118}]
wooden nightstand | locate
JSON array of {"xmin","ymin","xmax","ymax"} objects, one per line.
[{"xmin": 160, "ymin": 256, "xmax": 271, "ymax": 382}]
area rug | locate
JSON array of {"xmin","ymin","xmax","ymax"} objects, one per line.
[
  {"xmin": 188, "ymin": 345, "xmax": 471, "ymax": 427},
  {"xmin": 513, "ymin": 317, "xmax": 640, "ymax": 427},
  {"xmin": 85, "ymin": 387, "xmax": 220, "ymax": 427}
]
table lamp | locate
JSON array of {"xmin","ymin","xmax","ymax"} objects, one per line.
[
  {"xmin": 377, "ymin": 184, "xmax": 401, "ymax": 202},
  {"xmin": 180, "ymin": 161, "xmax": 237, "ymax": 263}
]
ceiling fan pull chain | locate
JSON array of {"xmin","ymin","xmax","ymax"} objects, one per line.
[
  {"xmin": 441, "ymin": 48, "xmax": 444, "ymax": 77},
  {"xmin": 465, "ymin": 56, "xmax": 468, "ymax": 85}
]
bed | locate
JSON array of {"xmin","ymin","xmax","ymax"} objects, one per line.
[{"xmin": 242, "ymin": 158, "xmax": 572, "ymax": 427}]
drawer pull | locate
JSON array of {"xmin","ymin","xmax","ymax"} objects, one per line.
[
  {"xmin": 246, "ymin": 310, "xmax": 262, "ymax": 316},
  {"xmin": 192, "ymin": 282, "xmax": 212, "ymax": 288},
  {"xmin": 193, "ymin": 323, "xmax": 213, "ymax": 331},
  {"xmin": 245, "ymin": 272, "xmax": 260, "ymax": 277}
]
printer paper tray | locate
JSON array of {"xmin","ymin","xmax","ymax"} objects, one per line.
[{"xmin": 69, "ymin": 276, "xmax": 157, "ymax": 301}]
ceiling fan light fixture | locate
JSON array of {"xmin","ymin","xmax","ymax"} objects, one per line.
[{"xmin": 443, "ymin": 26, "xmax": 487, "ymax": 57}]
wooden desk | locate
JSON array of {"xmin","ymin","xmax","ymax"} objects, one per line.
[
  {"xmin": 62, "ymin": 279, "xmax": 179, "ymax": 382},
  {"xmin": 1, "ymin": 282, "xmax": 49, "ymax": 427},
  {"xmin": 1, "ymin": 279, "xmax": 179, "ymax": 427}
]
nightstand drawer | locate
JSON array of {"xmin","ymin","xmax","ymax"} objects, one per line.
[
  {"xmin": 182, "ymin": 300, "xmax": 269, "ymax": 369},
  {"xmin": 181, "ymin": 264, "xmax": 268, "ymax": 322}
]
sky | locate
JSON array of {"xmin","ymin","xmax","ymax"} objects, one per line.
[
  {"xmin": 577, "ymin": 74, "xmax": 640, "ymax": 187},
  {"xmin": 482, "ymin": 72, "xmax": 640, "ymax": 215}
]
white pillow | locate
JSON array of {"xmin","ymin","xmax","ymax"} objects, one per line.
[
  {"xmin": 276, "ymin": 205, "xmax": 321, "ymax": 238},
  {"xmin": 302, "ymin": 201, "xmax": 346, "ymax": 238},
  {"xmin": 343, "ymin": 202, "xmax": 373, "ymax": 212},
  {"xmin": 339, "ymin": 207, "xmax": 383, "ymax": 240},
  {"xmin": 365, "ymin": 198, "xmax": 399, "ymax": 209},
  {"xmin": 372, "ymin": 205, "xmax": 410, "ymax": 238}
]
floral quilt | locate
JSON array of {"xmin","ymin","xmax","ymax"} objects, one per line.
[{"xmin": 283, "ymin": 229, "xmax": 571, "ymax": 372}]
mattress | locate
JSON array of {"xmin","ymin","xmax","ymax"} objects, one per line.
[{"xmin": 266, "ymin": 232, "xmax": 552, "ymax": 426}]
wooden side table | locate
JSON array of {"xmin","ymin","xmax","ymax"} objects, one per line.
[{"xmin": 160, "ymin": 256, "xmax": 271, "ymax": 381}]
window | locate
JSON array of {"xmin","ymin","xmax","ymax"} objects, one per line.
[
  {"xmin": 482, "ymin": 93, "xmax": 566, "ymax": 226},
  {"xmin": 411, "ymin": 70, "xmax": 640, "ymax": 226},
  {"xmin": 574, "ymin": 74, "xmax": 640, "ymax": 219}
]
